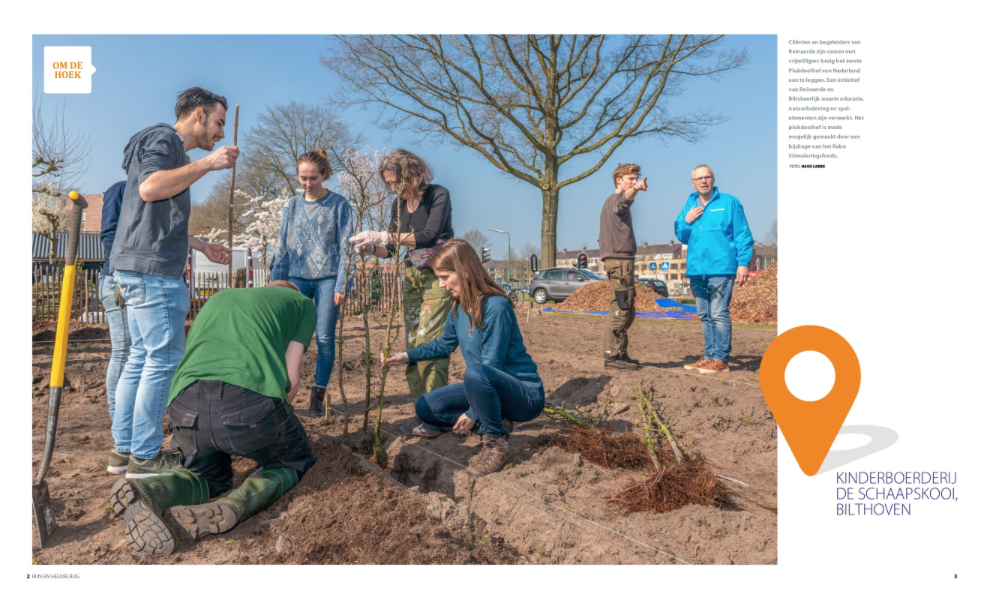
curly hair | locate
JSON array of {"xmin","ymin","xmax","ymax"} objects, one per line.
[
  {"xmin": 378, "ymin": 149, "xmax": 433, "ymax": 199},
  {"xmin": 612, "ymin": 163, "xmax": 641, "ymax": 188}
]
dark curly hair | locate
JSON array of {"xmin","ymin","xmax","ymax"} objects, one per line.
[{"xmin": 378, "ymin": 149, "xmax": 433, "ymax": 199}]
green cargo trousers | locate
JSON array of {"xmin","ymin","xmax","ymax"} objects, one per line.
[
  {"xmin": 604, "ymin": 258, "xmax": 636, "ymax": 359},
  {"xmin": 403, "ymin": 266, "xmax": 453, "ymax": 403}
]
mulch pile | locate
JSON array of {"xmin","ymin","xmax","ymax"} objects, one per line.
[
  {"xmin": 561, "ymin": 281, "xmax": 681, "ymax": 314},
  {"xmin": 730, "ymin": 262, "xmax": 778, "ymax": 324}
]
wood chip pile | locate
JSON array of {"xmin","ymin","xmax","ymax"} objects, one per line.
[
  {"xmin": 560, "ymin": 281, "xmax": 681, "ymax": 313},
  {"xmin": 730, "ymin": 262, "xmax": 778, "ymax": 323}
]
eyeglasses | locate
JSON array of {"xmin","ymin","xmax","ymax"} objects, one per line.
[{"xmin": 692, "ymin": 176, "xmax": 714, "ymax": 182}]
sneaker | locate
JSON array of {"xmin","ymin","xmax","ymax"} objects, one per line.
[
  {"xmin": 697, "ymin": 359, "xmax": 730, "ymax": 374},
  {"xmin": 108, "ymin": 450, "xmax": 130, "ymax": 475},
  {"xmin": 471, "ymin": 434, "xmax": 510, "ymax": 475},
  {"xmin": 604, "ymin": 357, "xmax": 639, "ymax": 370},
  {"xmin": 399, "ymin": 422, "xmax": 446, "ymax": 438},
  {"xmin": 683, "ymin": 357, "xmax": 711, "ymax": 371},
  {"xmin": 126, "ymin": 451, "xmax": 184, "ymax": 479}
]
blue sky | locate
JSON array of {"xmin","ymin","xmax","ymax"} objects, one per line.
[{"xmin": 32, "ymin": 35, "xmax": 776, "ymax": 255}]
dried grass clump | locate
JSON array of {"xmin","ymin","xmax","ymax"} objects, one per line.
[
  {"xmin": 535, "ymin": 424, "xmax": 652, "ymax": 471},
  {"xmin": 608, "ymin": 450, "xmax": 737, "ymax": 513},
  {"xmin": 535, "ymin": 387, "xmax": 739, "ymax": 515}
]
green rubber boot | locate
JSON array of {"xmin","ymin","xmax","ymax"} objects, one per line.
[
  {"xmin": 122, "ymin": 469, "xmax": 210, "ymax": 557},
  {"xmin": 167, "ymin": 468, "xmax": 299, "ymax": 544}
]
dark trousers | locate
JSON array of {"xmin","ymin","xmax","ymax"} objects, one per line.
[
  {"xmin": 167, "ymin": 380, "xmax": 316, "ymax": 496},
  {"xmin": 415, "ymin": 363, "xmax": 545, "ymax": 435}
]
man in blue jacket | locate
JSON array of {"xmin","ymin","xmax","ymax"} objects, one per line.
[
  {"xmin": 98, "ymin": 181, "xmax": 132, "ymax": 475},
  {"xmin": 673, "ymin": 165, "xmax": 754, "ymax": 374}
]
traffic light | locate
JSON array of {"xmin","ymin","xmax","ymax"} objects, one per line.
[
  {"xmin": 482, "ymin": 247, "xmax": 491, "ymax": 263},
  {"xmin": 577, "ymin": 252, "xmax": 588, "ymax": 269}
]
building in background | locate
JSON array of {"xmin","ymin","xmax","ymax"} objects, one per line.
[
  {"xmin": 556, "ymin": 242, "xmax": 688, "ymax": 282},
  {"xmin": 752, "ymin": 243, "xmax": 777, "ymax": 271}
]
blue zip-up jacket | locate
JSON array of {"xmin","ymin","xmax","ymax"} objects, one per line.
[
  {"xmin": 674, "ymin": 187, "xmax": 754, "ymax": 278},
  {"xmin": 270, "ymin": 190, "xmax": 355, "ymax": 294},
  {"xmin": 406, "ymin": 295, "xmax": 543, "ymax": 420},
  {"xmin": 99, "ymin": 181, "xmax": 126, "ymax": 276}
]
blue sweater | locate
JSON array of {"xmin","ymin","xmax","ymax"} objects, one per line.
[
  {"xmin": 406, "ymin": 295, "xmax": 542, "ymax": 418},
  {"xmin": 270, "ymin": 191, "xmax": 355, "ymax": 294},
  {"xmin": 100, "ymin": 181, "xmax": 126, "ymax": 276}
]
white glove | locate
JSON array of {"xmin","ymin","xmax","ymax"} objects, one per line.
[{"xmin": 350, "ymin": 230, "xmax": 389, "ymax": 251}]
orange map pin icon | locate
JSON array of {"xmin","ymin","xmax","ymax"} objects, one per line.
[{"xmin": 759, "ymin": 325, "xmax": 861, "ymax": 476}]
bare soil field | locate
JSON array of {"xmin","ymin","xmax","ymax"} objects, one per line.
[{"xmin": 31, "ymin": 308, "xmax": 777, "ymax": 565}]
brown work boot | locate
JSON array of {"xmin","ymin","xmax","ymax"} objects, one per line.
[
  {"xmin": 621, "ymin": 353, "xmax": 642, "ymax": 366},
  {"xmin": 684, "ymin": 357, "xmax": 711, "ymax": 371},
  {"xmin": 471, "ymin": 434, "xmax": 509, "ymax": 474},
  {"xmin": 604, "ymin": 357, "xmax": 639, "ymax": 370},
  {"xmin": 309, "ymin": 387, "xmax": 326, "ymax": 418},
  {"xmin": 698, "ymin": 359, "xmax": 730, "ymax": 374}
]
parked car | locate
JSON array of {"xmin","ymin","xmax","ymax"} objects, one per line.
[
  {"xmin": 529, "ymin": 268, "xmax": 605, "ymax": 303},
  {"xmin": 639, "ymin": 278, "xmax": 669, "ymax": 298}
]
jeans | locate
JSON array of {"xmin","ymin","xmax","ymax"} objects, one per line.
[
  {"xmin": 98, "ymin": 274, "xmax": 131, "ymax": 421},
  {"xmin": 691, "ymin": 275, "xmax": 735, "ymax": 362},
  {"xmin": 113, "ymin": 270, "xmax": 191, "ymax": 459},
  {"xmin": 168, "ymin": 380, "xmax": 316, "ymax": 496},
  {"xmin": 415, "ymin": 363, "xmax": 545, "ymax": 435},
  {"xmin": 289, "ymin": 277, "xmax": 338, "ymax": 388}
]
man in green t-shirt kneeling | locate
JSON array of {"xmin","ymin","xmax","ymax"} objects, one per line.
[{"xmin": 110, "ymin": 280, "xmax": 318, "ymax": 557}]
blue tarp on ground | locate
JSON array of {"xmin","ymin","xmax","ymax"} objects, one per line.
[{"xmin": 543, "ymin": 298, "xmax": 698, "ymax": 320}]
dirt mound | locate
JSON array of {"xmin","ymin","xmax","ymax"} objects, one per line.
[
  {"xmin": 561, "ymin": 281, "xmax": 680, "ymax": 313},
  {"xmin": 731, "ymin": 263, "xmax": 778, "ymax": 324},
  {"xmin": 246, "ymin": 439, "xmax": 520, "ymax": 565}
]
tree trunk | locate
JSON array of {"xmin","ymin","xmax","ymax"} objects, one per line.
[
  {"xmin": 539, "ymin": 154, "xmax": 560, "ymax": 268},
  {"xmin": 539, "ymin": 187, "xmax": 559, "ymax": 268},
  {"xmin": 48, "ymin": 233, "xmax": 58, "ymax": 265}
]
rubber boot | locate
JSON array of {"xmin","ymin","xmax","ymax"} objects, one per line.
[
  {"xmin": 121, "ymin": 469, "xmax": 210, "ymax": 557},
  {"xmin": 309, "ymin": 386, "xmax": 326, "ymax": 418},
  {"xmin": 167, "ymin": 467, "xmax": 299, "ymax": 543}
]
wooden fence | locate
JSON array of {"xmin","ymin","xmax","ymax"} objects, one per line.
[
  {"xmin": 32, "ymin": 263, "xmax": 104, "ymax": 323},
  {"xmin": 32, "ymin": 262, "xmax": 403, "ymax": 323}
]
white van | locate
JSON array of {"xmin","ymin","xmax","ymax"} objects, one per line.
[{"xmin": 185, "ymin": 247, "xmax": 255, "ymax": 298}]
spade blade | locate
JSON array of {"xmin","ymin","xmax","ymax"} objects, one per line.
[{"xmin": 32, "ymin": 481, "xmax": 57, "ymax": 548}]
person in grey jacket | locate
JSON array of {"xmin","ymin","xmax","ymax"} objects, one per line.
[{"xmin": 108, "ymin": 87, "xmax": 236, "ymax": 479}]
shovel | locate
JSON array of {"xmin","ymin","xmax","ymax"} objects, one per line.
[{"xmin": 33, "ymin": 190, "xmax": 87, "ymax": 548}]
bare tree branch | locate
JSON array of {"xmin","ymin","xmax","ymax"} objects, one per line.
[{"xmin": 324, "ymin": 35, "xmax": 747, "ymax": 266}]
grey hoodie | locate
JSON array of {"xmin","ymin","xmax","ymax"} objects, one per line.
[{"xmin": 109, "ymin": 123, "xmax": 191, "ymax": 279}]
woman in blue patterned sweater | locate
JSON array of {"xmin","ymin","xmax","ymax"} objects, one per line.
[{"xmin": 270, "ymin": 149, "xmax": 354, "ymax": 417}]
